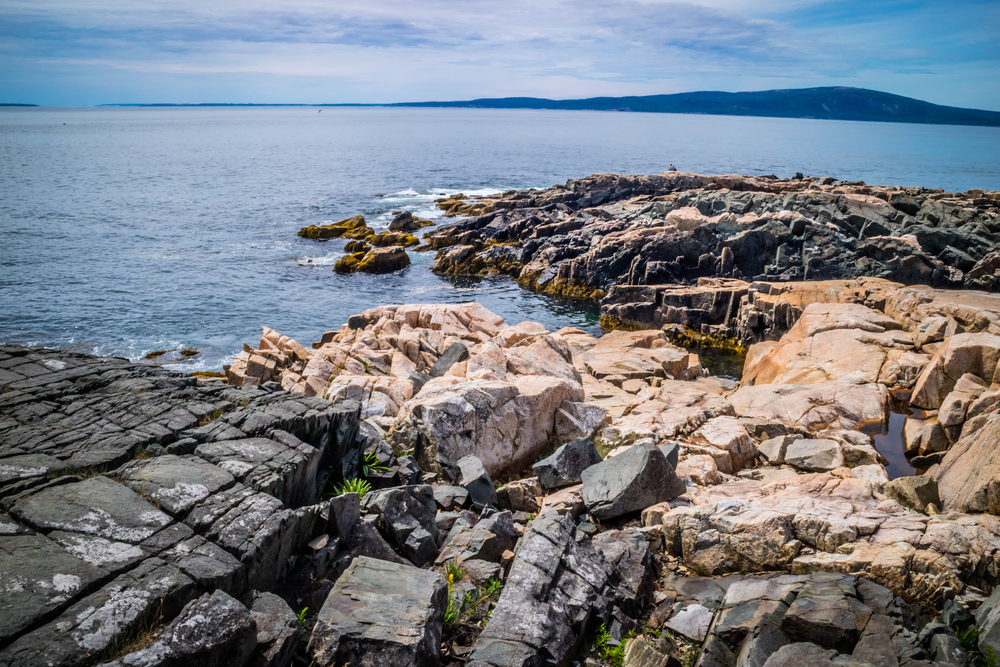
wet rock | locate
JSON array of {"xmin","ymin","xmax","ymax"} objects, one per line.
[
  {"xmin": 298, "ymin": 215, "xmax": 369, "ymax": 240},
  {"xmin": 581, "ymin": 443, "xmax": 685, "ymax": 520},
  {"xmin": 883, "ymin": 476, "xmax": 940, "ymax": 512},
  {"xmin": 533, "ymin": 437, "xmax": 603, "ymax": 489},
  {"xmin": 308, "ymin": 556, "xmax": 447, "ymax": 667},
  {"xmin": 336, "ymin": 246, "xmax": 411, "ymax": 274}
]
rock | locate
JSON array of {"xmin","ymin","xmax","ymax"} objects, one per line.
[
  {"xmin": 579, "ymin": 330, "xmax": 694, "ymax": 381},
  {"xmin": 307, "ymin": 556, "xmax": 447, "ymax": 667},
  {"xmin": 665, "ymin": 603, "xmax": 714, "ymax": 641},
  {"xmin": 977, "ymin": 585, "xmax": 1000, "ymax": 657},
  {"xmin": 688, "ymin": 416, "xmax": 757, "ymax": 474},
  {"xmin": 735, "ymin": 618, "xmax": 790, "ymax": 667},
  {"xmin": 910, "ymin": 333, "xmax": 1000, "ymax": 409},
  {"xmin": 933, "ymin": 409, "xmax": 1000, "ymax": 513},
  {"xmin": 554, "ymin": 401, "xmax": 608, "ymax": 440},
  {"xmin": 337, "ymin": 246, "xmax": 411, "ymax": 274},
  {"xmin": 389, "ymin": 375, "xmax": 584, "ymax": 481},
  {"xmin": 937, "ymin": 372, "xmax": 988, "ymax": 429},
  {"xmin": 610, "ymin": 380, "xmax": 736, "ymax": 443},
  {"xmin": 760, "ymin": 643, "xmax": 838, "ymax": 667},
  {"xmin": 389, "ymin": 211, "xmax": 421, "ymax": 232},
  {"xmin": 676, "ymin": 455, "xmax": 722, "ymax": 486},
  {"xmin": 729, "ymin": 383, "xmax": 888, "ymax": 434},
  {"xmin": 458, "ymin": 455, "xmax": 499, "ymax": 509},
  {"xmin": 466, "ymin": 512, "xmax": 609, "ymax": 667},
  {"xmin": 249, "ymin": 591, "xmax": 303, "ymax": 667},
  {"xmin": 436, "ymin": 509, "xmax": 517, "ymax": 565},
  {"xmin": 298, "ymin": 215, "xmax": 369, "ymax": 240},
  {"xmin": 581, "ymin": 443, "xmax": 686, "ymax": 520},
  {"xmin": 108, "ymin": 590, "xmax": 257, "ymax": 667},
  {"xmin": 782, "ymin": 580, "xmax": 873, "ymax": 652},
  {"xmin": 758, "ymin": 435, "xmax": 801, "ymax": 465},
  {"xmin": 496, "ymin": 477, "xmax": 542, "ymax": 513},
  {"xmin": 429, "ymin": 342, "xmax": 470, "ymax": 378},
  {"xmin": 784, "ymin": 439, "xmax": 844, "ymax": 472},
  {"xmin": 883, "ymin": 476, "xmax": 940, "ymax": 512},
  {"xmin": 539, "ymin": 483, "xmax": 586, "ymax": 517},
  {"xmin": 623, "ymin": 638, "xmax": 672, "ymax": 667},
  {"xmin": 362, "ymin": 485, "xmax": 440, "ymax": 566},
  {"xmin": 432, "ymin": 485, "xmax": 469, "ymax": 511},
  {"xmin": 462, "ymin": 559, "xmax": 503, "ymax": 586},
  {"xmin": 533, "ymin": 437, "xmax": 603, "ymax": 489}
]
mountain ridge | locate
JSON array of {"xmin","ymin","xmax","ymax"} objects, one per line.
[{"xmin": 390, "ymin": 86, "xmax": 1000, "ymax": 127}]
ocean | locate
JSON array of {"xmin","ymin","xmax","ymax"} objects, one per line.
[{"xmin": 2, "ymin": 106, "xmax": 999, "ymax": 372}]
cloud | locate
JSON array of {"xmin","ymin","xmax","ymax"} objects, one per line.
[{"xmin": 0, "ymin": 0, "xmax": 997, "ymax": 108}]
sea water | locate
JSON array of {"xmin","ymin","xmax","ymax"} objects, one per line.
[{"xmin": 2, "ymin": 106, "xmax": 999, "ymax": 372}]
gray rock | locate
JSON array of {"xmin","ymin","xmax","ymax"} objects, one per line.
[
  {"xmin": 977, "ymin": 585, "xmax": 1000, "ymax": 656},
  {"xmin": 624, "ymin": 638, "xmax": 672, "ymax": 667},
  {"xmin": 783, "ymin": 439, "xmax": 844, "ymax": 472},
  {"xmin": 736, "ymin": 618, "xmax": 790, "ymax": 667},
  {"xmin": 665, "ymin": 604, "xmax": 714, "ymax": 641},
  {"xmin": 761, "ymin": 643, "xmax": 837, "ymax": 667},
  {"xmin": 782, "ymin": 581, "xmax": 873, "ymax": 653},
  {"xmin": 194, "ymin": 436, "xmax": 320, "ymax": 507},
  {"xmin": 458, "ymin": 455, "xmax": 498, "ymax": 509},
  {"xmin": 249, "ymin": 591, "xmax": 303, "ymax": 667},
  {"xmin": 362, "ymin": 485, "xmax": 440, "ymax": 567},
  {"xmin": 389, "ymin": 211, "xmax": 420, "ymax": 232},
  {"xmin": 593, "ymin": 528, "xmax": 654, "ymax": 615},
  {"xmin": 581, "ymin": 443, "xmax": 685, "ymax": 520},
  {"xmin": 308, "ymin": 556, "xmax": 447, "ymax": 667},
  {"xmin": 432, "ymin": 485, "xmax": 470, "ymax": 511},
  {"xmin": 697, "ymin": 635, "xmax": 738, "ymax": 667},
  {"xmin": 0, "ymin": 558, "xmax": 196, "ymax": 667},
  {"xmin": 462, "ymin": 559, "xmax": 503, "ymax": 586},
  {"xmin": 534, "ymin": 437, "xmax": 603, "ymax": 489},
  {"xmin": 928, "ymin": 632, "xmax": 966, "ymax": 664},
  {"xmin": 435, "ymin": 510, "xmax": 462, "ymax": 534},
  {"xmin": 467, "ymin": 511, "xmax": 609, "ymax": 667},
  {"xmin": 658, "ymin": 441, "xmax": 680, "ymax": 469},
  {"xmin": 758, "ymin": 435, "xmax": 801, "ymax": 465},
  {"xmin": 325, "ymin": 491, "xmax": 360, "ymax": 538},
  {"xmin": 328, "ymin": 519, "xmax": 407, "ymax": 581},
  {"xmin": 116, "ymin": 454, "xmax": 236, "ymax": 515},
  {"xmin": 109, "ymin": 590, "xmax": 257, "ymax": 667},
  {"xmin": 429, "ymin": 342, "xmax": 470, "ymax": 378},
  {"xmin": 436, "ymin": 509, "xmax": 517, "ymax": 566},
  {"xmin": 883, "ymin": 476, "xmax": 940, "ymax": 513},
  {"xmin": 496, "ymin": 477, "xmax": 542, "ymax": 513}
]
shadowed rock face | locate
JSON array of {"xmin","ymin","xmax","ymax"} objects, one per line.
[{"xmin": 0, "ymin": 344, "xmax": 361, "ymax": 667}]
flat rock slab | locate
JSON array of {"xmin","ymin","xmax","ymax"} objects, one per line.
[
  {"xmin": 117, "ymin": 454, "xmax": 236, "ymax": 516},
  {"xmin": 8, "ymin": 475, "xmax": 173, "ymax": 543},
  {"xmin": 308, "ymin": 556, "xmax": 447, "ymax": 667},
  {"xmin": 729, "ymin": 382, "xmax": 888, "ymax": 434}
]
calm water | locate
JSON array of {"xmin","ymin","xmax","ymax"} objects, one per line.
[{"xmin": 2, "ymin": 107, "xmax": 999, "ymax": 371}]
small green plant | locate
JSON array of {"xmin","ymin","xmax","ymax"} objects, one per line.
[
  {"xmin": 361, "ymin": 450, "xmax": 390, "ymax": 477},
  {"xmin": 444, "ymin": 560, "xmax": 464, "ymax": 583},
  {"xmin": 482, "ymin": 578, "xmax": 503, "ymax": 600},
  {"xmin": 593, "ymin": 624, "xmax": 634, "ymax": 667},
  {"xmin": 958, "ymin": 626, "xmax": 983, "ymax": 652},
  {"xmin": 984, "ymin": 646, "xmax": 999, "ymax": 667},
  {"xmin": 360, "ymin": 359, "xmax": 372, "ymax": 371},
  {"xmin": 296, "ymin": 607, "xmax": 309, "ymax": 630},
  {"xmin": 336, "ymin": 477, "xmax": 372, "ymax": 499}
]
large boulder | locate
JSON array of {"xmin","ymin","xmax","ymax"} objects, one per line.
[
  {"xmin": 388, "ymin": 375, "xmax": 583, "ymax": 481},
  {"xmin": 910, "ymin": 333, "xmax": 1000, "ymax": 409},
  {"xmin": 883, "ymin": 476, "xmax": 940, "ymax": 512},
  {"xmin": 249, "ymin": 591, "xmax": 303, "ymax": 667},
  {"xmin": 581, "ymin": 443, "xmax": 686, "ymax": 520},
  {"xmin": 308, "ymin": 556, "xmax": 447, "ymax": 667},
  {"xmin": 933, "ymin": 408, "xmax": 1000, "ymax": 513},
  {"xmin": 362, "ymin": 485, "xmax": 440, "ymax": 566}
]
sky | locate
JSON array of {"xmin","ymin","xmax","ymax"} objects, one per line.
[{"xmin": 1, "ymin": 0, "xmax": 998, "ymax": 109}]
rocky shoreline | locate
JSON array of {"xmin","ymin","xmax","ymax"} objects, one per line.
[{"xmin": 4, "ymin": 171, "xmax": 1000, "ymax": 667}]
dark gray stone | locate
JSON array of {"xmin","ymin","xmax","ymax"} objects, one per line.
[
  {"xmin": 581, "ymin": 443, "xmax": 685, "ymax": 520},
  {"xmin": 736, "ymin": 618, "xmax": 790, "ymax": 667},
  {"xmin": 308, "ymin": 556, "xmax": 447, "ymax": 667},
  {"xmin": 760, "ymin": 643, "xmax": 837, "ymax": 667},
  {"xmin": 363, "ymin": 485, "xmax": 440, "ymax": 567},
  {"xmin": 250, "ymin": 591, "xmax": 303, "ymax": 667},
  {"xmin": 532, "ymin": 437, "xmax": 602, "ymax": 489},
  {"xmin": 429, "ymin": 342, "xmax": 470, "ymax": 378},
  {"xmin": 436, "ymin": 509, "xmax": 517, "ymax": 565},
  {"xmin": 458, "ymin": 455, "xmax": 498, "ymax": 509},
  {"xmin": 117, "ymin": 454, "xmax": 236, "ymax": 515},
  {"xmin": 658, "ymin": 441, "xmax": 680, "ymax": 469},
  {"xmin": 325, "ymin": 491, "xmax": 360, "ymax": 539},
  {"xmin": 782, "ymin": 581, "xmax": 873, "ymax": 653}
]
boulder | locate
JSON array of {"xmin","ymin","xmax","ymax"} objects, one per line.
[
  {"xmin": 362, "ymin": 485, "xmax": 440, "ymax": 567},
  {"xmin": 249, "ymin": 592, "xmax": 303, "ymax": 667},
  {"xmin": 664, "ymin": 603, "xmax": 714, "ymax": 642},
  {"xmin": 496, "ymin": 477, "xmax": 542, "ymax": 513},
  {"xmin": 308, "ymin": 556, "xmax": 447, "ymax": 667},
  {"xmin": 432, "ymin": 485, "xmax": 469, "ymax": 511},
  {"xmin": 533, "ymin": 437, "xmax": 603, "ymax": 489},
  {"xmin": 937, "ymin": 373, "xmax": 988, "ymax": 429},
  {"xmin": 688, "ymin": 416, "xmax": 757, "ymax": 474},
  {"xmin": 910, "ymin": 333, "xmax": 1000, "ymax": 409},
  {"xmin": 107, "ymin": 590, "xmax": 257, "ymax": 667},
  {"xmin": 581, "ymin": 443, "xmax": 686, "ymax": 520},
  {"xmin": 389, "ymin": 211, "xmax": 421, "ymax": 232},
  {"xmin": 676, "ymin": 455, "xmax": 722, "ymax": 486},
  {"xmin": 933, "ymin": 410, "xmax": 1000, "ymax": 513},
  {"xmin": 783, "ymin": 439, "xmax": 844, "ymax": 473},
  {"xmin": 458, "ymin": 455, "xmax": 499, "ymax": 509},
  {"xmin": 435, "ymin": 509, "xmax": 517, "ymax": 565},
  {"xmin": 388, "ymin": 376, "xmax": 584, "ymax": 481},
  {"xmin": 338, "ymin": 246, "xmax": 411, "ymax": 274},
  {"xmin": 758, "ymin": 435, "xmax": 801, "ymax": 465},
  {"xmin": 883, "ymin": 476, "xmax": 940, "ymax": 513},
  {"xmin": 554, "ymin": 401, "xmax": 608, "ymax": 440}
]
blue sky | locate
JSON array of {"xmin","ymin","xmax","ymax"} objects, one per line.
[{"xmin": 1, "ymin": 0, "xmax": 998, "ymax": 109}]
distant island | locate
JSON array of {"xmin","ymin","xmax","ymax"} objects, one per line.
[
  {"xmin": 0, "ymin": 103, "xmax": 39, "ymax": 107},
  {"xmin": 91, "ymin": 87, "xmax": 1000, "ymax": 127},
  {"xmin": 392, "ymin": 87, "xmax": 1000, "ymax": 127}
]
